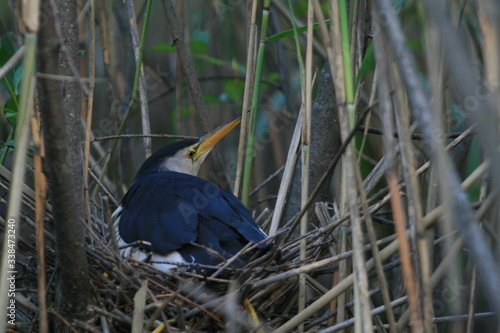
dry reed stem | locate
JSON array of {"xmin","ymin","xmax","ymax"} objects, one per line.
[
  {"xmin": 125, "ymin": 0, "xmax": 152, "ymax": 157},
  {"xmin": 234, "ymin": 23, "xmax": 258, "ymax": 197},
  {"xmin": 84, "ymin": 0, "xmax": 96, "ymax": 226},
  {"xmin": 31, "ymin": 107, "xmax": 48, "ymax": 333},
  {"xmin": 355, "ymin": 164, "xmax": 398, "ymax": 333},
  {"xmin": 387, "ymin": 172, "xmax": 423, "ymax": 332}
]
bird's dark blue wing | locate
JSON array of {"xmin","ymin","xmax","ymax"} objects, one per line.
[{"xmin": 117, "ymin": 171, "xmax": 267, "ymax": 261}]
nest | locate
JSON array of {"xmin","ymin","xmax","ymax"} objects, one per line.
[{"xmin": 8, "ymin": 194, "xmax": 351, "ymax": 332}]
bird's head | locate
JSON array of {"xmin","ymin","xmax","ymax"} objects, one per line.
[{"xmin": 134, "ymin": 115, "xmax": 242, "ymax": 180}]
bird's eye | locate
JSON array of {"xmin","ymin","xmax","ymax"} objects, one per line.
[{"xmin": 187, "ymin": 149, "xmax": 196, "ymax": 159}]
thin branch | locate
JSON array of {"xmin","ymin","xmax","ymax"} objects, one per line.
[
  {"xmin": 126, "ymin": 0, "xmax": 152, "ymax": 157},
  {"xmin": 84, "ymin": 0, "xmax": 96, "ymax": 227},
  {"xmin": 249, "ymin": 165, "xmax": 284, "ymax": 198},
  {"xmin": 358, "ymin": 125, "xmax": 475, "ymax": 140},
  {"xmin": 0, "ymin": 45, "xmax": 24, "ymax": 81},
  {"xmin": 91, "ymin": 133, "xmax": 197, "ymax": 142},
  {"xmin": 0, "ymin": 36, "xmax": 36, "ymax": 333},
  {"xmin": 161, "ymin": 0, "xmax": 231, "ymax": 190}
]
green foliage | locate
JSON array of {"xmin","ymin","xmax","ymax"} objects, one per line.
[
  {"xmin": 222, "ymin": 79, "xmax": 245, "ymax": 105},
  {"xmin": 355, "ymin": 41, "xmax": 375, "ymax": 90},
  {"xmin": 151, "ymin": 30, "xmax": 209, "ymax": 55},
  {"xmin": 150, "ymin": 43, "xmax": 176, "ymax": 52},
  {"xmin": 202, "ymin": 93, "xmax": 221, "ymax": 104},
  {"xmin": 2, "ymin": 95, "xmax": 19, "ymax": 127},
  {"xmin": 0, "ymin": 33, "xmax": 22, "ymax": 95},
  {"xmin": 191, "ymin": 30, "xmax": 209, "ymax": 54},
  {"xmin": 267, "ymin": 72, "xmax": 280, "ymax": 82},
  {"xmin": 464, "ymin": 136, "xmax": 481, "ymax": 201},
  {"xmin": 0, "ymin": 33, "xmax": 22, "ymax": 164},
  {"xmin": 2, "ymin": 139, "xmax": 14, "ymax": 148},
  {"xmin": 267, "ymin": 19, "xmax": 331, "ymax": 42}
]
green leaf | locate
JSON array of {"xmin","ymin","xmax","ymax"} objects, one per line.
[
  {"xmin": 354, "ymin": 41, "xmax": 375, "ymax": 90},
  {"xmin": 203, "ymin": 94, "xmax": 221, "ymax": 104},
  {"xmin": 223, "ymin": 79, "xmax": 245, "ymax": 104},
  {"xmin": 2, "ymin": 95, "xmax": 19, "ymax": 127},
  {"xmin": 5, "ymin": 111, "xmax": 17, "ymax": 127},
  {"xmin": 191, "ymin": 40, "xmax": 207, "ymax": 54},
  {"xmin": 267, "ymin": 72, "xmax": 280, "ymax": 82},
  {"xmin": 191, "ymin": 30, "xmax": 209, "ymax": 54},
  {"xmin": 151, "ymin": 43, "xmax": 176, "ymax": 52},
  {"xmin": 408, "ymin": 39, "xmax": 422, "ymax": 52},
  {"xmin": 195, "ymin": 54, "xmax": 226, "ymax": 67},
  {"xmin": 0, "ymin": 33, "xmax": 20, "ymax": 94},
  {"xmin": 0, "ymin": 33, "xmax": 16, "ymax": 66},
  {"xmin": 268, "ymin": 19, "xmax": 331, "ymax": 42},
  {"xmin": 13, "ymin": 66, "xmax": 23, "ymax": 94},
  {"xmin": 181, "ymin": 105, "xmax": 189, "ymax": 116},
  {"xmin": 3, "ymin": 140, "xmax": 15, "ymax": 148}
]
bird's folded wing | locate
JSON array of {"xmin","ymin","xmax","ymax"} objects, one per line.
[{"xmin": 117, "ymin": 171, "xmax": 267, "ymax": 255}]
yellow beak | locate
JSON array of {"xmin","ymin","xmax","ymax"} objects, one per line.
[{"xmin": 195, "ymin": 115, "xmax": 242, "ymax": 158}]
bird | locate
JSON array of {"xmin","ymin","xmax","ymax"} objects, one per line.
[{"xmin": 112, "ymin": 116, "xmax": 268, "ymax": 272}]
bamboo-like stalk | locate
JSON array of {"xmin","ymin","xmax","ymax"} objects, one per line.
[
  {"xmin": 286, "ymin": 0, "xmax": 308, "ymax": 329},
  {"xmin": 349, "ymin": 0, "xmax": 362, "ymax": 71},
  {"xmin": 337, "ymin": 0, "xmax": 355, "ymax": 131},
  {"xmin": 241, "ymin": 0, "xmax": 272, "ymax": 206},
  {"xmin": 465, "ymin": 267, "xmax": 477, "ymax": 333},
  {"xmin": 387, "ymin": 173, "xmax": 423, "ymax": 332},
  {"xmin": 84, "ymin": 0, "xmax": 96, "ymax": 225},
  {"xmin": 127, "ymin": 0, "xmax": 153, "ymax": 129},
  {"xmin": 297, "ymin": 2, "xmax": 315, "ymax": 331},
  {"xmin": 268, "ymin": 110, "xmax": 303, "ymax": 236},
  {"xmin": 234, "ymin": 0, "xmax": 258, "ymax": 197},
  {"xmin": 29, "ymin": 7, "xmax": 46, "ymax": 333},
  {"xmin": 390, "ymin": 67, "xmax": 426, "ymax": 331},
  {"xmin": 335, "ymin": 227, "xmax": 348, "ymax": 329},
  {"xmin": 175, "ymin": 0, "xmax": 184, "ymax": 136},
  {"xmin": 0, "ymin": 32, "xmax": 37, "ymax": 333},
  {"xmin": 288, "ymin": 0, "xmax": 306, "ymax": 98},
  {"xmin": 330, "ymin": 0, "xmax": 372, "ymax": 330},
  {"xmin": 133, "ymin": 4, "xmax": 152, "ymax": 158},
  {"xmin": 372, "ymin": 26, "xmax": 402, "ymax": 333},
  {"xmin": 423, "ymin": 18, "xmax": 449, "ymax": 330},
  {"xmin": 476, "ymin": 0, "xmax": 500, "ymax": 111},
  {"xmin": 354, "ymin": 165, "xmax": 398, "ymax": 333},
  {"xmin": 31, "ymin": 107, "xmax": 48, "ymax": 333}
]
